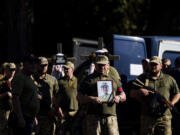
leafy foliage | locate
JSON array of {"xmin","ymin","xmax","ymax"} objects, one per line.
[{"xmin": 2, "ymin": 0, "xmax": 180, "ymax": 58}]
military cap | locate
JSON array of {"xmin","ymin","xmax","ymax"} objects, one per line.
[
  {"xmin": 142, "ymin": 58, "xmax": 150, "ymax": 63},
  {"xmin": 6, "ymin": 63, "xmax": 16, "ymax": 70},
  {"xmin": 63, "ymin": 61, "xmax": 74, "ymax": 69},
  {"xmin": 1, "ymin": 62, "xmax": 9, "ymax": 69},
  {"xmin": 95, "ymin": 55, "xmax": 109, "ymax": 65},
  {"xmin": 38, "ymin": 57, "xmax": 48, "ymax": 65},
  {"xmin": 150, "ymin": 56, "xmax": 162, "ymax": 64},
  {"xmin": 101, "ymin": 82, "xmax": 109, "ymax": 88},
  {"xmin": 102, "ymin": 48, "xmax": 108, "ymax": 53}
]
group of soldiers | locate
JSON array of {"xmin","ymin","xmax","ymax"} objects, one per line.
[{"xmin": 0, "ymin": 48, "xmax": 180, "ymax": 135}]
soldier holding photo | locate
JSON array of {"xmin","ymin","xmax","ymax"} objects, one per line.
[{"xmin": 78, "ymin": 55, "xmax": 126, "ymax": 135}]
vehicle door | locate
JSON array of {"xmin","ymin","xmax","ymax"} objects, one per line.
[
  {"xmin": 158, "ymin": 40, "xmax": 180, "ymax": 67},
  {"xmin": 113, "ymin": 34, "xmax": 147, "ymax": 84}
]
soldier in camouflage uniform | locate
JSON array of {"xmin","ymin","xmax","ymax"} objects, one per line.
[
  {"xmin": 130, "ymin": 56, "xmax": 180, "ymax": 135},
  {"xmin": 0, "ymin": 62, "xmax": 9, "ymax": 79},
  {"xmin": 0, "ymin": 63, "xmax": 16, "ymax": 135},
  {"xmin": 56, "ymin": 61, "xmax": 79, "ymax": 135},
  {"xmin": 166, "ymin": 56, "xmax": 180, "ymax": 135},
  {"xmin": 10, "ymin": 54, "xmax": 40, "ymax": 135},
  {"xmin": 78, "ymin": 55, "xmax": 126, "ymax": 135},
  {"xmin": 76, "ymin": 49, "xmax": 121, "ymax": 135},
  {"xmin": 33, "ymin": 57, "xmax": 59, "ymax": 135}
]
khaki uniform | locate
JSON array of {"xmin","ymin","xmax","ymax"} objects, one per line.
[
  {"xmin": 0, "ymin": 78, "xmax": 12, "ymax": 135},
  {"xmin": 33, "ymin": 73, "xmax": 59, "ymax": 135},
  {"xmin": 78, "ymin": 65, "xmax": 120, "ymax": 85},
  {"xmin": 85, "ymin": 115, "xmax": 119, "ymax": 135},
  {"xmin": 79, "ymin": 71, "xmax": 122, "ymax": 135},
  {"xmin": 132, "ymin": 72, "xmax": 179, "ymax": 135},
  {"xmin": 0, "ymin": 110, "xmax": 10, "ymax": 135},
  {"xmin": 99, "ymin": 94, "xmax": 112, "ymax": 101},
  {"xmin": 0, "ymin": 74, "xmax": 4, "ymax": 80},
  {"xmin": 108, "ymin": 66, "xmax": 121, "ymax": 80},
  {"xmin": 58, "ymin": 76, "xmax": 78, "ymax": 112},
  {"xmin": 56, "ymin": 76, "xmax": 79, "ymax": 135}
]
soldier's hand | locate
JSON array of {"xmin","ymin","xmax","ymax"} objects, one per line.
[
  {"xmin": 140, "ymin": 88, "xmax": 154, "ymax": 96},
  {"xmin": 37, "ymin": 93, "xmax": 42, "ymax": 100},
  {"xmin": 57, "ymin": 107, "xmax": 65, "ymax": 118},
  {"xmin": 33, "ymin": 117, "xmax": 39, "ymax": 134},
  {"xmin": 113, "ymin": 94, "xmax": 126, "ymax": 103},
  {"xmin": 113, "ymin": 96, "xmax": 121, "ymax": 103},
  {"xmin": 34, "ymin": 117, "xmax": 38, "ymax": 126},
  {"xmin": 7, "ymin": 91, "xmax": 13, "ymax": 99},
  {"xmin": 88, "ymin": 63, "xmax": 95, "ymax": 75},
  {"xmin": 90, "ymin": 96, "xmax": 102, "ymax": 104},
  {"xmin": 169, "ymin": 102, "xmax": 174, "ymax": 110}
]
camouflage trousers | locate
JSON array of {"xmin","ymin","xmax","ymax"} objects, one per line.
[
  {"xmin": 55, "ymin": 115, "xmax": 81, "ymax": 135},
  {"xmin": 140, "ymin": 115, "xmax": 172, "ymax": 135},
  {"xmin": 0, "ymin": 110, "xmax": 10, "ymax": 135},
  {"xmin": 84, "ymin": 114, "xmax": 119, "ymax": 135},
  {"xmin": 36, "ymin": 115, "xmax": 56, "ymax": 135}
]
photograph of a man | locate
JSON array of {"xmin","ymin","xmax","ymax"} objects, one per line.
[{"xmin": 97, "ymin": 81, "xmax": 113, "ymax": 102}]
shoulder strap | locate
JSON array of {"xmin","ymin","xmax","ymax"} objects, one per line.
[
  {"xmin": 66, "ymin": 77, "xmax": 76, "ymax": 91},
  {"xmin": 145, "ymin": 79, "xmax": 149, "ymax": 87}
]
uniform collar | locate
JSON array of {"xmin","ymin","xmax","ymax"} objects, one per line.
[
  {"xmin": 101, "ymin": 73, "xmax": 108, "ymax": 77},
  {"xmin": 65, "ymin": 75, "xmax": 74, "ymax": 81},
  {"xmin": 43, "ymin": 74, "xmax": 48, "ymax": 80},
  {"xmin": 148, "ymin": 72, "xmax": 164, "ymax": 80},
  {"xmin": 34, "ymin": 73, "xmax": 47, "ymax": 80},
  {"xmin": 95, "ymin": 71, "xmax": 108, "ymax": 77}
]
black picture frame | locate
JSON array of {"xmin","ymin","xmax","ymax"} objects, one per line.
[{"xmin": 97, "ymin": 80, "xmax": 114, "ymax": 102}]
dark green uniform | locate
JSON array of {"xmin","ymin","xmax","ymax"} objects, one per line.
[
  {"xmin": 132, "ymin": 72, "xmax": 179, "ymax": 135},
  {"xmin": 33, "ymin": 73, "xmax": 59, "ymax": 135},
  {"xmin": 9, "ymin": 72, "xmax": 40, "ymax": 135},
  {"xmin": 56, "ymin": 76, "xmax": 79, "ymax": 135},
  {"xmin": 79, "ymin": 71, "xmax": 121, "ymax": 135},
  {"xmin": 0, "ymin": 77, "xmax": 12, "ymax": 135},
  {"xmin": 0, "ymin": 78, "xmax": 12, "ymax": 111},
  {"xmin": 12, "ymin": 72, "xmax": 40, "ymax": 118}
]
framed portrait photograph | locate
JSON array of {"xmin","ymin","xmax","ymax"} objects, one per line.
[{"xmin": 97, "ymin": 80, "xmax": 113, "ymax": 102}]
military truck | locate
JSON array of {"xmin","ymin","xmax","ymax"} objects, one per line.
[{"xmin": 72, "ymin": 35, "xmax": 180, "ymax": 135}]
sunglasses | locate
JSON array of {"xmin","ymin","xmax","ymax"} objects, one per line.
[
  {"xmin": 10, "ymin": 69, "xmax": 16, "ymax": 71},
  {"xmin": 63, "ymin": 67, "xmax": 70, "ymax": 71},
  {"xmin": 40, "ymin": 64, "xmax": 48, "ymax": 67}
]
